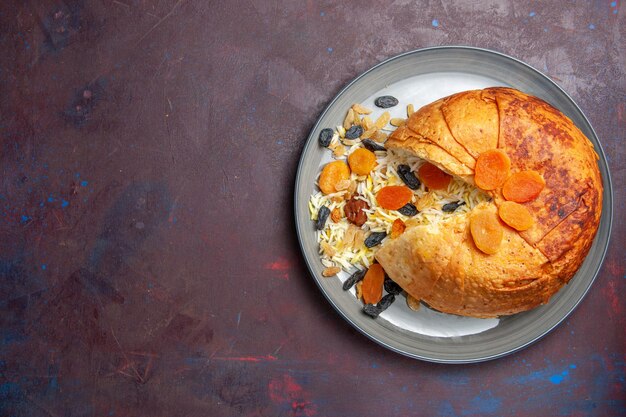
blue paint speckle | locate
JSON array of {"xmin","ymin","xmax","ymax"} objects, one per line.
[
  {"xmin": 80, "ymin": 180, "xmax": 88, "ymax": 187},
  {"xmin": 327, "ymin": 47, "xmax": 333, "ymax": 53},
  {"xmin": 549, "ymin": 370, "xmax": 570, "ymax": 385},
  {"xmin": 48, "ymin": 376, "xmax": 58, "ymax": 391},
  {"xmin": 509, "ymin": 363, "xmax": 576, "ymax": 385},
  {"xmin": 438, "ymin": 400, "xmax": 458, "ymax": 417},
  {"xmin": 320, "ymin": 11, "xmax": 325, "ymax": 16},
  {"xmin": 544, "ymin": 27, "xmax": 548, "ymax": 32},
  {"xmin": 371, "ymin": 362, "xmax": 378, "ymax": 368},
  {"xmin": 549, "ymin": 372, "xmax": 566, "ymax": 384},
  {"xmin": 529, "ymin": 11, "xmax": 536, "ymax": 17},
  {"xmin": 61, "ymin": 199, "xmax": 69, "ymax": 208},
  {"xmin": 610, "ymin": 1, "xmax": 616, "ymax": 7},
  {"xmin": 48, "ymin": 196, "xmax": 55, "ymax": 202},
  {"xmin": 277, "ymin": 140, "xmax": 284, "ymax": 145},
  {"xmin": 2, "ymin": 329, "xmax": 26, "ymax": 345},
  {"xmin": 184, "ymin": 356, "xmax": 204, "ymax": 366},
  {"xmin": 0, "ymin": 382, "xmax": 21, "ymax": 399},
  {"xmin": 463, "ymin": 391, "xmax": 502, "ymax": 415},
  {"xmin": 20, "ymin": 215, "xmax": 30, "ymax": 223},
  {"xmin": 613, "ymin": 9, "xmax": 618, "ymax": 14},
  {"xmin": 17, "ymin": 32, "xmax": 30, "ymax": 50},
  {"xmin": 41, "ymin": 264, "xmax": 47, "ymax": 270},
  {"xmin": 75, "ymin": 172, "xmax": 80, "ymax": 178},
  {"xmin": 432, "ymin": 19, "xmax": 439, "ymax": 27},
  {"xmin": 588, "ymin": 23, "xmax": 596, "ymax": 29}
]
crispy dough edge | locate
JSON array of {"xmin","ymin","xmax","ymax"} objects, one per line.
[{"xmin": 378, "ymin": 87, "xmax": 602, "ymax": 317}]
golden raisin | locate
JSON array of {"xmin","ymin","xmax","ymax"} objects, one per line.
[
  {"xmin": 322, "ymin": 266, "xmax": 341, "ymax": 277},
  {"xmin": 391, "ymin": 218, "xmax": 406, "ymax": 238}
]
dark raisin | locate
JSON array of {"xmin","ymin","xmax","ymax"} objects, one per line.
[
  {"xmin": 362, "ymin": 139, "xmax": 386, "ymax": 152},
  {"xmin": 343, "ymin": 269, "xmax": 366, "ymax": 291},
  {"xmin": 364, "ymin": 232, "xmax": 386, "ymax": 248},
  {"xmin": 315, "ymin": 206, "xmax": 330, "ymax": 230},
  {"xmin": 318, "ymin": 128, "xmax": 334, "ymax": 147},
  {"xmin": 363, "ymin": 294, "xmax": 396, "ymax": 318},
  {"xmin": 363, "ymin": 303, "xmax": 382, "ymax": 318},
  {"xmin": 374, "ymin": 95, "xmax": 399, "ymax": 109},
  {"xmin": 396, "ymin": 164, "xmax": 421, "ymax": 190},
  {"xmin": 378, "ymin": 293, "xmax": 396, "ymax": 311},
  {"xmin": 345, "ymin": 125, "xmax": 363, "ymax": 139},
  {"xmin": 344, "ymin": 196, "xmax": 369, "ymax": 227},
  {"xmin": 442, "ymin": 201, "xmax": 466, "ymax": 213},
  {"xmin": 384, "ymin": 276, "xmax": 402, "ymax": 295},
  {"xmin": 398, "ymin": 203, "xmax": 418, "ymax": 217}
]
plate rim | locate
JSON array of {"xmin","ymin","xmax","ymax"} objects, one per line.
[{"xmin": 293, "ymin": 45, "xmax": 614, "ymax": 364}]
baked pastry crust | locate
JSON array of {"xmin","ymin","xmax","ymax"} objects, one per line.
[{"xmin": 375, "ymin": 88, "xmax": 603, "ymax": 318}]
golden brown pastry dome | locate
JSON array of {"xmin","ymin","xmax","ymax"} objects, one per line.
[{"xmin": 375, "ymin": 87, "xmax": 603, "ymax": 318}]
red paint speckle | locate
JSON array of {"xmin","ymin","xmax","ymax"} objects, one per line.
[
  {"xmin": 617, "ymin": 102, "xmax": 625, "ymax": 125},
  {"xmin": 265, "ymin": 258, "xmax": 290, "ymax": 270},
  {"xmin": 268, "ymin": 374, "xmax": 317, "ymax": 416},
  {"xmin": 602, "ymin": 279, "xmax": 622, "ymax": 318},
  {"xmin": 265, "ymin": 257, "xmax": 291, "ymax": 280},
  {"xmin": 605, "ymin": 258, "xmax": 624, "ymax": 278}
]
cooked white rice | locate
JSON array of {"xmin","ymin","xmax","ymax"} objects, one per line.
[{"xmin": 310, "ymin": 140, "xmax": 490, "ymax": 274}]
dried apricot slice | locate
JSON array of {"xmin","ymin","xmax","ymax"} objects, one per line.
[
  {"xmin": 361, "ymin": 264, "xmax": 385, "ymax": 304},
  {"xmin": 376, "ymin": 185, "xmax": 413, "ymax": 210},
  {"xmin": 498, "ymin": 201, "xmax": 534, "ymax": 231},
  {"xmin": 502, "ymin": 171, "xmax": 545, "ymax": 203},
  {"xmin": 418, "ymin": 162, "xmax": 452, "ymax": 190},
  {"xmin": 391, "ymin": 218, "xmax": 406, "ymax": 238},
  {"xmin": 470, "ymin": 208, "xmax": 504, "ymax": 255},
  {"xmin": 474, "ymin": 149, "xmax": 511, "ymax": 191},
  {"xmin": 318, "ymin": 161, "xmax": 350, "ymax": 195},
  {"xmin": 347, "ymin": 148, "xmax": 376, "ymax": 175}
]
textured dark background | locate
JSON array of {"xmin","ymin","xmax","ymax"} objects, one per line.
[{"xmin": 1, "ymin": 1, "xmax": 624, "ymax": 416}]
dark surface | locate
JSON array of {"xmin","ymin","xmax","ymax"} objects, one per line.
[{"xmin": 1, "ymin": 1, "xmax": 624, "ymax": 416}]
